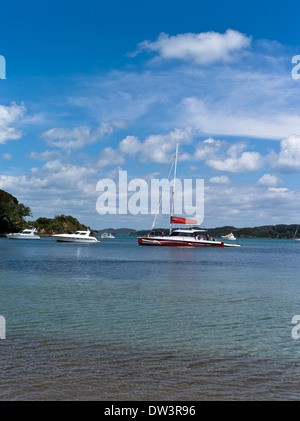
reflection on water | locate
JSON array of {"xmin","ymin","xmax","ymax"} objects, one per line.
[{"xmin": 0, "ymin": 237, "xmax": 300, "ymax": 400}]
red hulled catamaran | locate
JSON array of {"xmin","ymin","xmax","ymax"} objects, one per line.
[
  {"xmin": 137, "ymin": 217, "xmax": 234, "ymax": 247},
  {"xmin": 138, "ymin": 144, "xmax": 240, "ymax": 248}
]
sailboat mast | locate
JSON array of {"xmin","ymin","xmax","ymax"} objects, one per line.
[
  {"xmin": 170, "ymin": 143, "xmax": 179, "ymax": 234},
  {"xmin": 293, "ymin": 225, "xmax": 299, "ymax": 239}
]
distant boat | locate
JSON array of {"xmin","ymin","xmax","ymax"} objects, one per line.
[
  {"xmin": 6, "ymin": 228, "xmax": 40, "ymax": 240},
  {"xmin": 100, "ymin": 232, "xmax": 115, "ymax": 239},
  {"xmin": 221, "ymin": 233, "xmax": 236, "ymax": 240},
  {"xmin": 293, "ymin": 225, "xmax": 300, "ymax": 241},
  {"xmin": 52, "ymin": 230, "xmax": 99, "ymax": 243}
]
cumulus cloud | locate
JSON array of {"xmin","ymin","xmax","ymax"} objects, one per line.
[
  {"xmin": 0, "ymin": 102, "xmax": 26, "ymax": 144},
  {"xmin": 119, "ymin": 135, "xmax": 142, "ymax": 156},
  {"xmin": 42, "ymin": 122, "xmax": 114, "ymax": 151},
  {"xmin": 272, "ymin": 135, "xmax": 300, "ymax": 173},
  {"xmin": 117, "ymin": 127, "xmax": 194, "ymax": 164},
  {"xmin": 28, "ymin": 150, "xmax": 62, "ymax": 161},
  {"xmin": 257, "ymin": 173, "xmax": 282, "ymax": 187},
  {"xmin": 193, "ymin": 138, "xmax": 223, "ymax": 161},
  {"xmin": 134, "ymin": 29, "xmax": 251, "ymax": 65},
  {"xmin": 207, "ymin": 151, "xmax": 263, "ymax": 173},
  {"xmin": 209, "ymin": 175, "xmax": 231, "ymax": 185},
  {"xmin": 203, "ymin": 182, "xmax": 300, "ymax": 227},
  {"xmin": 139, "ymin": 127, "xmax": 194, "ymax": 163},
  {"xmin": 192, "ymin": 138, "xmax": 264, "ymax": 173},
  {"xmin": 0, "ymin": 158, "xmax": 99, "ymax": 222},
  {"xmin": 96, "ymin": 147, "xmax": 125, "ymax": 169}
]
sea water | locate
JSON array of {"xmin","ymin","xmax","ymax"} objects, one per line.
[{"xmin": 0, "ymin": 236, "xmax": 300, "ymax": 400}]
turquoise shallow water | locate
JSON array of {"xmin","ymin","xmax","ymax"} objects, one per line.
[{"xmin": 0, "ymin": 236, "xmax": 300, "ymax": 400}]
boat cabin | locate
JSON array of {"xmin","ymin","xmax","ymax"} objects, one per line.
[{"xmin": 169, "ymin": 229, "xmax": 206, "ymax": 237}]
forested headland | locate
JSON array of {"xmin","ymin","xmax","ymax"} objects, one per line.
[
  {"xmin": 0, "ymin": 188, "xmax": 299, "ymax": 238},
  {"xmin": 0, "ymin": 189, "xmax": 89, "ymax": 235}
]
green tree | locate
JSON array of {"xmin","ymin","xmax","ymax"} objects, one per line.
[{"xmin": 0, "ymin": 189, "xmax": 32, "ymax": 233}]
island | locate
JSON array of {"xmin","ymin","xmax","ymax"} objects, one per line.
[{"xmin": 0, "ymin": 188, "xmax": 299, "ymax": 239}]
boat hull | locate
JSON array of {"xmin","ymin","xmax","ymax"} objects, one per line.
[
  {"xmin": 138, "ymin": 237, "xmax": 225, "ymax": 247},
  {"xmin": 6, "ymin": 234, "xmax": 40, "ymax": 240},
  {"xmin": 53, "ymin": 236, "xmax": 99, "ymax": 243}
]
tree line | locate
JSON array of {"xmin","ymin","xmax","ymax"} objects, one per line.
[{"xmin": 0, "ymin": 189, "xmax": 89, "ymax": 234}]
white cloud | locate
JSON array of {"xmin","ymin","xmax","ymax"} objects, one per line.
[
  {"xmin": 97, "ymin": 147, "xmax": 125, "ymax": 169},
  {"xmin": 193, "ymin": 138, "xmax": 223, "ymax": 160},
  {"xmin": 268, "ymin": 187, "xmax": 289, "ymax": 193},
  {"xmin": 2, "ymin": 153, "xmax": 13, "ymax": 160},
  {"xmin": 42, "ymin": 122, "xmax": 113, "ymax": 151},
  {"xmin": 181, "ymin": 97, "xmax": 300, "ymax": 140},
  {"xmin": 135, "ymin": 29, "xmax": 251, "ymax": 65},
  {"xmin": 203, "ymin": 183, "xmax": 300, "ymax": 227},
  {"xmin": 28, "ymin": 150, "xmax": 62, "ymax": 161},
  {"xmin": 207, "ymin": 151, "xmax": 264, "ymax": 173},
  {"xmin": 209, "ymin": 175, "xmax": 231, "ymax": 185},
  {"xmin": 0, "ymin": 159, "xmax": 99, "ymax": 223},
  {"xmin": 0, "ymin": 102, "xmax": 26, "ymax": 144},
  {"xmin": 139, "ymin": 127, "xmax": 194, "ymax": 163},
  {"xmin": 119, "ymin": 135, "xmax": 142, "ymax": 156},
  {"xmin": 272, "ymin": 135, "xmax": 300, "ymax": 173},
  {"xmin": 258, "ymin": 173, "xmax": 282, "ymax": 187},
  {"xmin": 193, "ymin": 138, "xmax": 264, "ymax": 173},
  {"xmin": 117, "ymin": 127, "xmax": 194, "ymax": 164}
]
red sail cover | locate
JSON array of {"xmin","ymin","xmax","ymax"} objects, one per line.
[{"xmin": 170, "ymin": 216, "xmax": 198, "ymax": 225}]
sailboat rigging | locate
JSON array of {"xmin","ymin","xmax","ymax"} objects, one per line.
[
  {"xmin": 293, "ymin": 225, "xmax": 300, "ymax": 241},
  {"xmin": 137, "ymin": 144, "xmax": 240, "ymax": 248}
]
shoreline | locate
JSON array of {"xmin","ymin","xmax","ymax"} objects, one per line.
[{"xmin": 0, "ymin": 234, "xmax": 298, "ymax": 240}]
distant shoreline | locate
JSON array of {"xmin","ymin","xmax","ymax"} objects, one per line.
[{"xmin": 1, "ymin": 222, "xmax": 299, "ymax": 241}]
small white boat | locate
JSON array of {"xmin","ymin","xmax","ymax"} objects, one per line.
[
  {"xmin": 6, "ymin": 228, "xmax": 40, "ymax": 240},
  {"xmin": 221, "ymin": 233, "xmax": 236, "ymax": 240},
  {"xmin": 293, "ymin": 225, "xmax": 300, "ymax": 241},
  {"xmin": 52, "ymin": 230, "xmax": 99, "ymax": 243},
  {"xmin": 100, "ymin": 232, "xmax": 115, "ymax": 239}
]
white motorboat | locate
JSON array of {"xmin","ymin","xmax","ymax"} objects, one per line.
[
  {"xmin": 6, "ymin": 228, "xmax": 40, "ymax": 240},
  {"xmin": 293, "ymin": 225, "xmax": 300, "ymax": 241},
  {"xmin": 221, "ymin": 233, "xmax": 236, "ymax": 240},
  {"xmin": 100, "ymin": 232, "xmax": 115, "ymax": 239},
  {"xmin": 52, "ymin": 230, "xmax": 99, "ymax": 243}
]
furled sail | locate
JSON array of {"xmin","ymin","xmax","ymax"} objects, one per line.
[{"xmin": 170, "ymin": 216, "xmax": 198, "ymax": 225}]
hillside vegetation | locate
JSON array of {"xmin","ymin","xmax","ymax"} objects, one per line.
[
  {"xmin": 0, "ymin": 189, "xmax": 89, "ymax": 235},
  {"xmin": 131, "ymin": 224, "xmax": 299, "ymax": 239},
  {"xmin": 32, "ymin": 215, "xmax": 89, "ymax": 234},
  {"xmin": 1, "ymin": 189, "xmax": 299, "ymax": 238},
  {"xmin": 0, "ymin": 189, "xmax": 32, "ymax": 234}
]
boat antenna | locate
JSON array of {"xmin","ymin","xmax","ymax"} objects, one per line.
[{"xmin": 170, "ymin": 143, "xmax": 179, "ymax": 235}]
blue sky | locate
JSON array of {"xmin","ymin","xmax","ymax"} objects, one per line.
[{"xmin": 1, "ymin": 0, "xmax": 300, "ymax": 229}]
